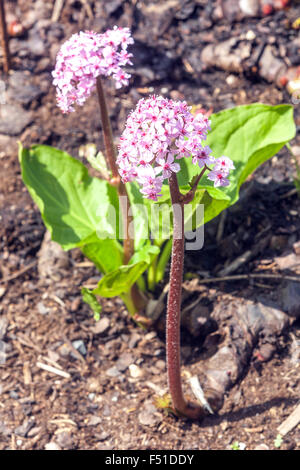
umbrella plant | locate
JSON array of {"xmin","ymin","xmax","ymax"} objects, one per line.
[{"xmin": 19, "ymin": 27, "xmax": 296, "ymax": 418}]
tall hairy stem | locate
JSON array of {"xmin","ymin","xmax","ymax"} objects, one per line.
[
  {"xmin": 167, "ymin": 173, "xmax": 204, "ymax": 419},
  {"xmin": 96, "ymin": 76, "xmax": 134, "ymax": 265},
  {"xmin": 96, "ymin": 77, "xmax": 146, "ymax": 311}
]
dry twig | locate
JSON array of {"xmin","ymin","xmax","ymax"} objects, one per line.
[
  {"xmin": 277, "ymin": 402, "xmax": 300, "ymax": 436},
  {"xmin": 197, "ymin": 272, "xmax": 300, "ymax": 284},
  {"xmin": 80, "ymin": 0, "xmax": 93, "ymax": 19},
  {"xmin": 0, "ymin": 260, "xmax": 37, "ymax": 284},
  {"xmin": 36, "ymin": 361, "xmax": 71, "ymax": 379},
  {"xmin": 51, "ymin": 0, "xmax": 65, "ymax": 22},
  {"xmin": 0, "ymin": 0, "xmax": 10, "ymax": 73}
]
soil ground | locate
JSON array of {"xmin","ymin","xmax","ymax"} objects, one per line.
[{"xmin": 0, "ymin": 0, "xmax": 299, "ymax": 450}]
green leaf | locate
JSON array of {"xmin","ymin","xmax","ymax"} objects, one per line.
[
  {"xmin": 81, "ymin": 287, "xmax": 102, "ymax": 321},
  {"xmin": 88, "ymin": 151, "xmax": 111, "ymax": 180},
  {"xmin": 274, "ymin": 434, "xmax": 283, "ymax": 449},
  {"xmin": 129, "ymin": 242, "xmax": 160, "ymax": 265},
  {"xmin": 19, "ymin": 144, "xmax": 123, "ymax": 273},
  {"xmin": 179, "ymin": 103, "xmax": 296, "ymax": 225},
  {"xmin": 92, "ymin": 261, "xmax": 149, "ymax": 298},
  {"xmin": 81, "ymin": 237, "xmax": 123, "ymax": 274},
  {"xmin": 125, "ymin": 182, "xmax": 151, "ymax": 250}
]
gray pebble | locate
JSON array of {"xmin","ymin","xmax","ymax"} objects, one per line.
[
  {"xmin": 106, "ymin": 366, "xmax": 121, "ymax": 378},
  {"xmin": 116, "ymin": 352, "xmax": 134, "ymax": 372},
  {"xmin": 0, "ymin": 104, "xmax": 32, "ymax": 136},
  {"xmin": 37, "ymin": 302, "xmax": 49, "ymax": 315},
  {"xmin": 72, "ymin": 340, "xmax": 87, "ymax": 356},
  {"xmin": 91, "ymin": 317, "xmax": 110, "ymax": 335},
  {"xmin": 138, "ymin": 402, "xmax": 162, "ymax": 427},
  {"xmin": 45, "ymin": 442, "xmax": 62, "ymax": 450}
]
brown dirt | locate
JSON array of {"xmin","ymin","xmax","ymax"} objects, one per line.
[{"xmin": 0, "ymin": 0, "xmax": 299, "ymax": 450}]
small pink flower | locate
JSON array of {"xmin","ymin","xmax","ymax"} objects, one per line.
[
  {"xmin": 207, "ymin": 169, "xmax": 230, "ymax": 187},
  {"xmin": 156, "ymin": 154, "xmax": 180, "ymax": 179},
  {"xmin": 191, "ymin": 145, "xmax": 215, "ymax": 168},
  {"xmin": 214, "ymin": 156, "xmax": 235, "ymax": 172},
  {"xmin": 137, "ymin": 167, "xmax": 163, "ymax": 201}
]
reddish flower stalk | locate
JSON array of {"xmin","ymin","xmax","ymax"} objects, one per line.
[
  {"xmin": 0, "ymin": 0, "xmax": 10, "ymax": 74},
  {"xmin": 96, "ymin": 76, "xmax": 134, "ymax": 266},
  {"xmin": 116, "ymin": 95, "xmax": 235, "ymax": 417},
  {"xmin": 167, "ymin": 173, "xmax": 205, "ymax": 419},
  {"xmin": 96, "ymin": 76, "xmax": 146, "ymax": 313}
]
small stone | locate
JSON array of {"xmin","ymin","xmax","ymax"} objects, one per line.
[
  {"xmin": 55, "ymin": 431, "xmax": 73, "ymax": 450},
  {"xmin": 281, "ymin": 281, "xmax": 300, "ymax": 318},
  {"xmin": 103, "ymin": 0, "xmax": 124, "ymax": 15},
  {"xmin": 129, "ymin": 364, "xmax": 144, "ymax": 378},
  {"xmin": 96, "ymin": 431, "xmax": 110, "ymax": 441},
  {"xmin": 287, "ymin": 79, "xmax": 300, "ymax": 96},
  {"xmin": 290, "ymin": 146, "xmax": 300, "ymax": 159},
  {"xmin": 226, "ymin": 74, "xmax": 239, "ymax": 86},
  {"xmin": 0, "ymin": 104, "xmax": 32, "ymax": 135},
  {"xmin": 0, "ymin": 287, "xmax": 6, "ymax": 298},
  {"xmin": 254, "ymin": 443, "xmax": 269, "ymax": 450},
  {"xmin": 0, "ymin": 317, "xmax": 8, "ymax": 340},
  {"xmin": 35, "ymin": 57, "xmax": 51, "ymax": 73},
  {"xmin": 15, "ymin": 417, "xmax": 35, "ymax": 437},
  {"xmin": 138, "ymin": 401, "xmax": 161, "ymax": 427},
  {"xmin": 239, "ymin": 0, "xmax": 259, "ymax": 16},
  {"xmin": 71, "ymin": 340, "xmax": 87, "ymax": 356},
  {"xmin": 116, "ymin": 353, "xmax": 133, "ymax": 372},
  {"xmin": 102, "ymin": 405, "xmax": 111, "ymax": 417},
  {"xmin": 45, "ymin": 442, "xmax": 62, "ymax": 450},
  {"xmin": 47, "ymin": 350, "xmax": 60, "ymax": 363},
  {"xmin": 0, "ymin": 421, "xmax": 11, "ymax": 437},
  {"xmin": 37, "ymin": 301, "xmax": 49, "ymax": 315},
  {"xmin": 8, "ymin": 71, "xmax": 42, "ymax": 105},
  {"xmin": 0, "ymin": 339, "xmax": 11, "ymax": 364},
  {"xmin": 245, "ymin": 29, "xmax": 256, "ymax": 40},
  {"xmin": 128, "ymin": 332, "xmax": 141, "ymax": 349},
  {"xmin": 57, "ymin": 343, "xmax": 70, "ymax": 357},
  {"xmin": 111, "ymin": 392, "xmax": 119, "ymax": 402},
  {"xmin": 26, "ymin": 32, "xmax": 46, "ymax": 57},
  {"xmin": 154, "ymin": 360, "xmax": 165, "ymax": 370},
  {"xmin": 201, "ymin": 38, "xmax": 244, "ymax": 73},
  {"xmin": 91, "ymin": 317, "xmax": 110, "ymax": 335},
  {"xmin": 221, "ymin": 0, "xmax": 241, "ymax": 21},
  {"xmin": 70, "ymin": 297, "xmax": 81, "ymax": 312},
  {"xmin": 106, "ymin": 366, "xmax": 121, "ymax": 378},
  {"xmin": 87, "ymin": 377, "xmax": 101, "ymax": 392},
  {"xmin": 87, "ymin": 415, "xmax": 102, "ymax": 426},
  {"xmin": 259, "ymin": 45, "xmax": 286, "ymax": 84}
]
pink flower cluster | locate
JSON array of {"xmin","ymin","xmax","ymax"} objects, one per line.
[
  {"xmin": 207, "ymin": 156, "xmax": 235, "ymax": 187},
  {"xmin": 117, "ymin": 96, "xmax": 234, "ymax": 201},
  {"xmin": 52, "ymin": 27, "xmax": 134, "ymax": 113}
]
